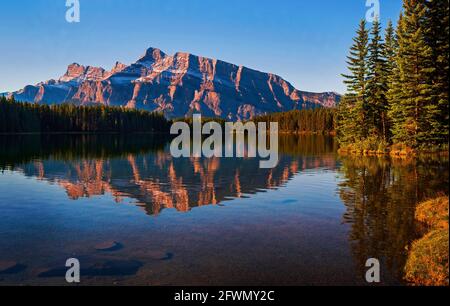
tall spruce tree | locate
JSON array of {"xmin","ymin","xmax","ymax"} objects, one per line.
[
  {"xmin": 383, "ymin": 20, "xmax": 398, "ymax": 142},
  {"xmin": 387, "ymin": 15, "xmax": 405, "ymax": 146},
  {"xmin": 338, "ymin": 20, "xmax": 370, "ymax": 145},
  {"xmin": 423, "ymin": 0, "xmax": 449, "ymax": 146},
  {"xmin": 388, "ymin": 0, "xmax": 433, "ymax": 148},
  {"xmin": 366, "ymin": 19, "xmax": 389, "ymax": 141},
  {"xmin": 384, "ymin": 20, "xmax": 398, "ymax": 76}
]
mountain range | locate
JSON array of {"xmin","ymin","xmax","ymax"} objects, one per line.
[{"xmin": 8, "ymin": 47, "xmax": 340, "ymax": 120}]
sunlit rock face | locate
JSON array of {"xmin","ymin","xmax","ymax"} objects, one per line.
[{"xmin": 9, "ymin": 47, "xmax": 340, "ymax": 120}]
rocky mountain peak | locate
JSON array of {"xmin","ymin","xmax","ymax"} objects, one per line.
[
  {"xmin": 10, "ymin": 46, "xmax": 341, "ymax": 119},
  {"xmin": 59, "ymin": 63, "xmax": 108, "ymax": 82},
  {"xmin": 111, "ymin": 61, "xmax": 127, "ymax": 74},
  {"xmin": 60, "ymin": 63, "xmax": 86, "ymax": 81},
  {"xmin": 137, "ymin": 47, "xmax": 166, "ymax": 66}
]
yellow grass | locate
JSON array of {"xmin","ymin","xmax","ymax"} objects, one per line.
[
  {"xmin": 415, "ymin": 197, "xmax": 449, "ymax": 230},
  {"xmin": 404, "ymin": 197, "xmax": 449, "ymax": 286}
]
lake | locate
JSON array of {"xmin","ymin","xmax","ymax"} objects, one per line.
[{"xmin": 0, "ymin": 134, "xmax": 447, "ymax": 285}]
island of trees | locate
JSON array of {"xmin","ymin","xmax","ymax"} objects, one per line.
[{"xmin": 337, "ymin": 0, "xmax": 449, "ymax": 155}]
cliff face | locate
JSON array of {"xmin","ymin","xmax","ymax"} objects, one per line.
[{"xmin": 10, "ymin": 47, "xmax": 340, "ymax": 120}]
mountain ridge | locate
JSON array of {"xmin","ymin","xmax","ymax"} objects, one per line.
[{"xmin": 9, "ymin": 47, "xmax": 341, "ymax": 120}]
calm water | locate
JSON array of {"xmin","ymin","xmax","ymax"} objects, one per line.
[{"xmin": 0, "ymin": 135, "xmax": 447, "ymax": 285}]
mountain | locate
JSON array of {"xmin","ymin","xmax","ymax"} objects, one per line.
[{"xmin": 9, "ymin": 47, "xmax": 340, "ymax": 120}]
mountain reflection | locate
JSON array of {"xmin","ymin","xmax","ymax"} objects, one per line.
[
  {"xmin": 0, "ymin": 134, "xmax": 448, "ymax": 285},
  {"xmin": 0, "ymin": 134, "xmax": 337, "ymax": 216}
]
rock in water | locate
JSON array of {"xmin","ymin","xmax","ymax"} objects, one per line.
[
  {"xmin": 0, "ymin": 261, "xmax": 17, "ymax": 273},
  {"xmin": 147, "ymin": 250, "xmax": 174, "ymax": 261},
  {"xmin": 95, "ymin": 241, "xmax": 123, "ymax": 252},
  {"xmin": 0, "ymin": 261, "xmax": 26, "ymax": 274}
]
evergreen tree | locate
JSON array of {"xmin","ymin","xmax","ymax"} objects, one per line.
[
  {"xmin": 388, "ymin": 0, "xmax": 434, "ymax": 148},
  {"xmin": 423, "ymin": 0, "xmax": 449, "ymax": 145},
  {"xmin": 387, "ymin": 15, "xmax": 405, "ymax": 146},
  {"xmin": 384, "ymin": 20, "xmax": 398, "ymax": 76},
  {"xmin": 366, "ymin": 18, "xmax": 389, "ymax": 141},
  {"xmin": 383, "ymin": 20, "xmax": 398, "ymax": 142},
  {"xmin": 337, "ymin": 0, "xmax": 448, "ymax": 152},
  {"xmin": 338, "ymin": 20, "xmax": 370, "ymax": 145}
]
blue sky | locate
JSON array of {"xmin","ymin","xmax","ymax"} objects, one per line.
[{"xmin": 0, "ymin": 0, "xmax": 403, "ymax": 93}]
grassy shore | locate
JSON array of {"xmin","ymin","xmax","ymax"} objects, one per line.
[
  {"xmin": 338, "ymin": 143, "xmax": 449, "ymax": 157},
  {"xmin": 404, "ymin": 197, "xmax": 449, "ymax": 286}
]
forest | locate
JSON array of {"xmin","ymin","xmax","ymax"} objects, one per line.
[
  {"xmin": 0, "ymin": 96, "xmax": 171, "ymax": 134},
  {"xmin": 251, "ymin": 108, "xmax": 335, "ymax": 134},
  {"xmin": 337, "ymin": 0, "xmax": 449, "ymax": 154},
  {"xmin": 1, "ymin": 96, "xmax": 335, "ymax": 135}
]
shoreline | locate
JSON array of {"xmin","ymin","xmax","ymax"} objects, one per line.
[
  {"xmin": 1, "ymin": 132, "xmax": 447, "ymax": 158},
  {"xmin": 338, "ymin": 146, "xmax": 449, "ymax": 158},
  {"xmin": 0, "ymin": 131, "xmax": 172, "ymax": 136},
  {"xmin": 0, "ymin": 130, "xmax": 335, "ymax": 136},
  {"xmin": 405, "ymin": 197, "xmax": 449, "ymax": 286}
]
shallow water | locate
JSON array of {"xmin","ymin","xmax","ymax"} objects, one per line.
[{"xmin": 0, "ymin": 134, "xmax": 447, "ymax": 285}]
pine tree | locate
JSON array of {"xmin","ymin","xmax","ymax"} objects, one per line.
[
  {"xmin": 388, "ymin": 0, "xmax": 433, "ymax": 148},
  {"xmin": 387, "ymin": 15, "xmax": 405, "ymax": 146},
  {"xmin": 366, "ymin": 18, "xmax": 389, "ymax": 142},
  {"xmin": 384, "ymin": 21, "xmax": 398, "ymax": 76},
  {"xmin": 338, "ymin": 0, "xmax": 448, "ymax": 152},
  {"xmin": 423, "ymin": 0, "xmax": 449, "ymax": 146},
  {"xmin": 338, "ymin": 20, "xmax": 370, "ymax": 145},
  {"xmin": 383, "ymin": 20, "xmax": 398, "ymax": 143}
]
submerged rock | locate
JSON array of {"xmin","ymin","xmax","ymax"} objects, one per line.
[
  {"xmin": 147, "ymin": 251, "xmax": 174, "ymax": 261},
  {"xmin": 95, "ymin": 241, "xmax": 123, "ymax": 252},
  {"xmin": 0, "ymin": 261, "xmax": 26, "ymax": 274}
]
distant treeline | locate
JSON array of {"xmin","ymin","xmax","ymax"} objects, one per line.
[
  {"xmin": 0, "ymin": 96, "xmax": 171, "ymax": 134},
  {"xmin": 1, "ymin": 96, "xmax": 335, "ymax": 135},
  {"xmin": 252, "ymin": 108, "xmax": 335, "ymax": 134},
  {"xmin": 174, "ymin": 108, "xmax": 336, "ymax": 134}
]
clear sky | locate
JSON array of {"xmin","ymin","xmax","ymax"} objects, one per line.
[{"xmin": 0, "ymin": 0, "xmax": 403, "ymax": 94}]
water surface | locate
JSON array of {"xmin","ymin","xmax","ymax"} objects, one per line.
[{"xmin": 0, "ymin": 135, "xmax": 447, "ymax": 285}]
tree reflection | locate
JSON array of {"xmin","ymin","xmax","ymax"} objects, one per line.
[{"xmin": 338, "ymin": 155, "xmax": 449, "ymax": 283}]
